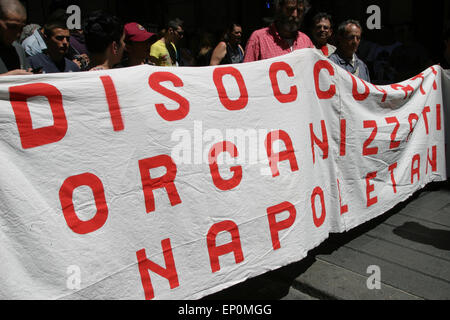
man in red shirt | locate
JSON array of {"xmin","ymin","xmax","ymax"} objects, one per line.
[{"xmin": 244, "ymin": 0, "xmax": 313, "ymax": 62}]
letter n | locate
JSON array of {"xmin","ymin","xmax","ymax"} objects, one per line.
[
  {"xmin": 310, "ymin": 120, "xmax": 329, "ymax": 164},
  {"xmin": 139, "ymin": 155, "xmax": 182, "ymax": 213},
  {"xmin": 207, "ymin": 220, "xmax": 244, "ymax": 273},
  {"xmin": 426, "ymin": 146, "xmax": 437, "ymax": 174},
  {"xmin": 9, "ymin": 83, "xmax": 68, "ymax": 149},
  {"xmin": 136, "ymin": 239, "xmax": 179, "ymax": 300}
]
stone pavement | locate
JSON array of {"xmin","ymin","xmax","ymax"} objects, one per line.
[{"xmin": 203, "ymin": 181, "xmax": 450, "ymax": 300}]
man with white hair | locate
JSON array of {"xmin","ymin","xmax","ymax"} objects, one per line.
[{"xmin": 0, "ymin": 0, "xmax": 31, "ymax": 75}]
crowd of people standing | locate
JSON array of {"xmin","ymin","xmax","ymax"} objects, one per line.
[{"xmin": 1, "ymin": 0, "xmax": 449, "ymax": 83}]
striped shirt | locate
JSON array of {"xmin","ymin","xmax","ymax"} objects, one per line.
[{"xmin": 244, "ymin": 23, "xmax": 314, "ymax": 62}]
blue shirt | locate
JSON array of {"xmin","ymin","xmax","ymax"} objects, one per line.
[
  {"xmin": 28, "ymin": 53, "xmax": 80, "ymax": 74},
  {"xmin": 329, "ymin": 52, "xmax": 371, "ymax": 83}
]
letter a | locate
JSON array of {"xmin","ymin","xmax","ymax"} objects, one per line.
[
  {"xmin": 207, "ymin": 220, "xmax": 244, "ymax": 273},
  {"xmin": 366, "ymin": 5, "xmax": 381, "ymax": 30}
]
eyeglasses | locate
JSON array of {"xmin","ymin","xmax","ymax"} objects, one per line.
[{"xmin": 175, "ymin": 30, "xmax": 184, "ymax": 37}]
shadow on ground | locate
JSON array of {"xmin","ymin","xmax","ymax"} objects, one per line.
[
  {"xmin": 393, "ymin": 222, "xmax": 450, "ymax": 251},
  {"xmin": 202, "ymin": 181, "xmax": 449, "ymax": 300}
]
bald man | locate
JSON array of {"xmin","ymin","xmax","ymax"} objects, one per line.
[{"xmin": 0, "ymin": 0, "xmax": 31, "ymax": 75}]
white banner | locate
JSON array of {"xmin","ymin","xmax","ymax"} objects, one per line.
[{"xmin": 0, "ymin": 49, "xmax": 448, "ymax": 300}]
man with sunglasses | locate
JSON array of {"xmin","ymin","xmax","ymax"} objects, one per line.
[{"xmin": 0, "ymin": 0, "xmax": 31, "ymax": 75}]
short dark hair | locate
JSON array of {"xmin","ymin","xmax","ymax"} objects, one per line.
[
  {"xmin": 43, "ymin": 9, "xmax": 69, "ymax": 38},
  {"xmin": 337, "ymin": 19, "xmax": 362, "ymax": 37},
  {"xmin": 312, "ymin": 12, "xmax": 333, "ymax": 27},
  {"xmin": 83, "ymin": 10, "xmax": 123, "ymax": 54},
  {"xmin": 167, "ymin": 18, "xmax": 183, "ymax": 30}
]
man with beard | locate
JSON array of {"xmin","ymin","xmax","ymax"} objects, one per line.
[
  {"xmin": 210, "ymin": 23, "xmax": 244, "ymax": 65},
  {"xmin": 243, "ymin": 0, "xmax": 313, "ymax": 62},
  {"xmin": 329, "ymin": 20, "xmax": 370, "ymax": 82}
]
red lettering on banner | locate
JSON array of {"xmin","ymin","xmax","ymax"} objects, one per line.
[
  {"xmin": 265, "ymin": 130, "xmax": 299, "ymax": 177},
  {"xmin": 269, "ymin": 62, "xmax": 298, "ymax": 103},
  {"xmin": 267, "ymin": 202, "xmax": 297, "ymax": 250},
  {"xmin": 426, "ymin": 146, "xmax": 437, "ymax": 174},
  {"xmin": 59, "ymin": 173, "xmax": 108, "ymax": 235},
  {"xmin": 385, "ymin": 117, "xmax": 401, "ymax": 149},
  {"xmin": 366, "ymin": 172, "xmax": 378, "ymax": 207},
  {"xmin": 411, "ymin": 73, "xmax": 426, "ymax": 95},
  {"xmin": 139, "ymin": 155, "xmax": 182, "ymax": 213},
  {"xmin": 337, "ymin": 179, "xmax": 348, "ymax": 215},
  {"xmin": 430, "ymin": 66, "xmax": 438, "ymax": 90},
  {"xmin": 388, "ymin": 163, "xmax": 398, "ymax": 194},
  {"xmin": 100, "ymin": 76, "xmax": 124, "ymax": 131},
  {"xmin": 207, "ymin": 220, "xmax": 244, "ymax": 273},
  {"xmin": 411, "ymin": 154, "xmax": 421, "ymax": 184},
  {"xmin": 350, "ymin": 72, "xmax": 370, "ymax": 101},
  {"xmin": 311, "ymin": 187, "xmax": 326, "ymax": 227},
  {"xmin": 208, "ymin": 141, "xmax": 242, "ymax": 191},
  {"xmin": 436, "ymin": 104, "xmax": 442, "ymax": 131},
  {"xmin": 340, "ymin": 119, "xmax": 347, "ymax": 156},
  {"xmin": 136, "ymin": 239, "xmax": 179, "ymax": 300},
  {"xmin": 372, "ymin": 84, "xmax": 387, "ymax": 102},
  {"xmin": 148, "ymin": 72, "xmax": 190, "ymax": 121},
  {"xmin": 213, "ymin": 67, "xmax": 248, "ymax": 111},
  {"xmin": 310, "ymin": 120, "xmax": 329, "ymax": 164},
  {"xmin": 407, "ymin": 113, "xmax": 419, "ymax": 141},
  {"xmin": 422, "ymin": 106, "xmax": 431, "ymax": 135},
  {"xmin": 9, "ymin": 83, "xmax": 67, "ymax": 149},
  {"xmin": 363, "ymin": 121, "xmax": 378, "ymax": 156},
  {"xmin": 313, "ymin": 60, "xmax": 336, "ymax": 99},
  {"xmin": 390, "ymin": 84, "xmax": 414, "ymax": 99}
]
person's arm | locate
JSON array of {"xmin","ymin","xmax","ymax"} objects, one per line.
[
  {"xmin": 239, "ymin": 44, "xmax": 245, "ymax": 60},
  {"xmin": 210, "ymin": 42, "xmax": 227, "ymax": 66},
  {"xmin": 0, "ymin": 69, "xmax": 32, "ymax": 76}
]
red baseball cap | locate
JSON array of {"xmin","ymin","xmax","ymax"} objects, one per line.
[{"xmin": 124, "ymin": 23, "xmax": 154, "ymax": 42}]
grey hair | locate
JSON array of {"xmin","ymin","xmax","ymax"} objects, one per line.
[
  {"xmin": 0, "ymin": 0, "xmax": 26, "ymax": 20},
  {"xmin": 337, "ymin": 19, "xmax": 362, "ymax": 37}
]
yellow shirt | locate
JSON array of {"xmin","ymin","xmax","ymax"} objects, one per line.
[{"xmin": 150, "ymin": 39, "xmax": 178, "ymax": 67}]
